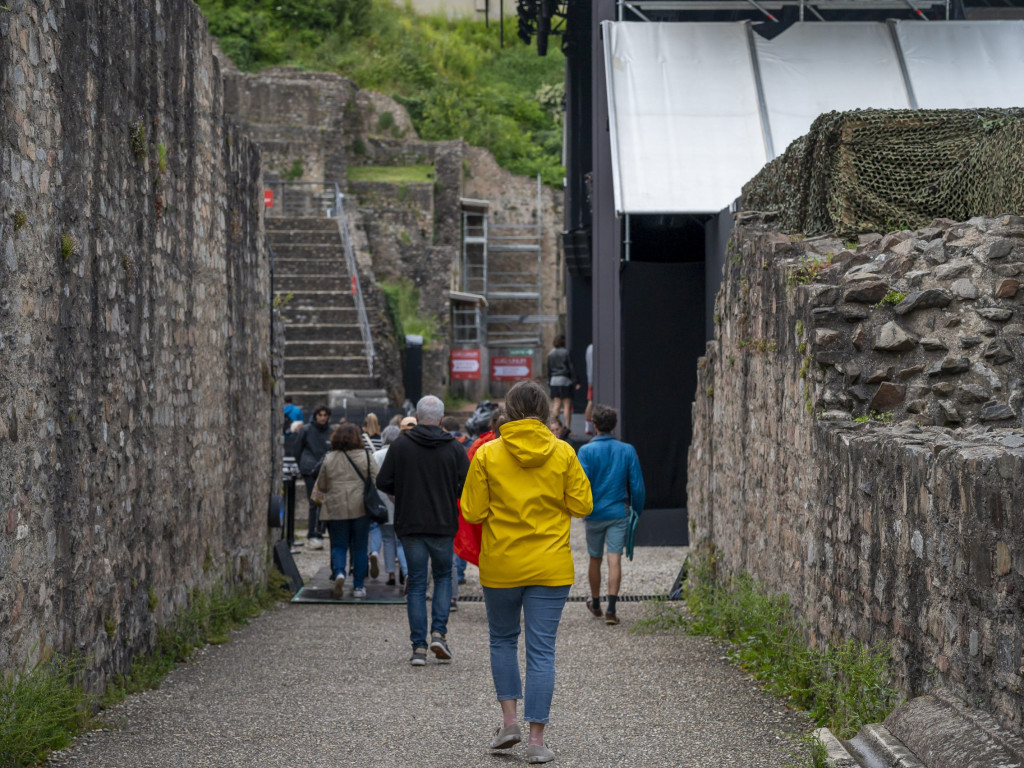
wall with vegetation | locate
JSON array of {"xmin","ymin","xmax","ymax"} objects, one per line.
[
  {"xmin": 690, "ymin": 214, "xmax": 1024, "ymax": 733},
  {"xmin": 0, "ymin": 0, "xmax": 271, "ymax": 688}
]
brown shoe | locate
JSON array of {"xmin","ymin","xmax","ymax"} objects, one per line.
[
  {"xmin": 586, "ymin": 598, "xmax": 603, "ymax": 618},
  {"xmin": 605, "ymin": 612, "xmax": 619, "ymax": 626}
]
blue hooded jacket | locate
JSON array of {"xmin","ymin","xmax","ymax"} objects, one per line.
[{"xmin": 577, "ymin": 435, "xmax": 646, "ymax": 521}]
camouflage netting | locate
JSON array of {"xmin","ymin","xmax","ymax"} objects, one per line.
[{"xmin": 742, "ymin": 108, "xmax": 1024, "ymax": 235}]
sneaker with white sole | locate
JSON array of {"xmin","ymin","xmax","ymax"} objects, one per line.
[
  {"xmin": 488, "ymin": 723, "xmax": 522, "ymax": 750},
  {"xmin": 353, "ymin": 587, "xmax": 367, "ymax": 598},
  {"xmin": 369, "ymin": 552, "xmax": 380, "ymax": 579},
  {"xmin": 332, "ymin": 575, "xmax": 345, "ymax": 599},
  {"xmin": 429, "ymin": 633, "xmax": 452, "ymax": 660},
  {"xmin": 308, "ymin": 537, "xmax": 324, "ymax": 551},
  {"xmin": 410, "ymin": 648, "xmax": 427, "ymax": 666}
]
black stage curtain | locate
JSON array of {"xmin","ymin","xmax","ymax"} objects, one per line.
[{"xmin": 620, "ymin": 261, "xmax": 705, "ymax": 528}]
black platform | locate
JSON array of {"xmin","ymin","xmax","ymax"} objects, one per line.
[{"xmin": 292, "ymin": 566, "xmax": 407, "ymax": 604}]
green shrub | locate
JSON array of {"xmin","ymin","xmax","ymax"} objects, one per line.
[{"xmin": 195, "ymin": 1, "xmax": 565, "ymax": 185}]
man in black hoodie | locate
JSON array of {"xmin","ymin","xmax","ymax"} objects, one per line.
[
  {"xmin": 297, "ymin": 406, "xmax": 332, "ymax": 550},
  {"xmin": 377, "ymin": 394, "xmax": 470, "ymax": 666}
]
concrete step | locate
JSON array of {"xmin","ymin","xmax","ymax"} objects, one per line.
[
  {"xmin": 270, "ymin": 244, "xmax": 346, "ymax": 260},
  {"xmin": 274, "ymin": 259, "xmax": 349, "ymax": 277},
  {"xmin": 267, "ymin": 217, "xmax": 338, "ymax": 233},
  {"xmin": 285, "ymin": 373, "xmax": 377, "ymax": 392},
  {"xmin": 277, "ymin": 274, "xmax": 351, "ymax": 292},
  {"xmin": 284, "ymin": 356, "xmax": 370, "ymax": 376},
  {"xmin": 280, "ymin": 290, "xmax": 358, "ymax": 310},
  {"xmin": 283, "ymin": 323, "xmax": 363, "ymax": 341},
  {"xmin": 267, "ymin": 229, "xmax": 342, "ymax": 246},
  {"xmin": 285, "ymin": 339, "xmax": 367, "ymax": 357}
]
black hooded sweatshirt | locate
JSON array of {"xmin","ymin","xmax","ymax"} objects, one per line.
[{"xmin": 376, "ymin": 424, "xmax": 471, "ymax": 538}]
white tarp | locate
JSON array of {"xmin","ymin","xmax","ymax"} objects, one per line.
[
  {"xmin": 896, "ymin": 20, "xmax": 1024, "ymax": 108},
  {"xmin": 603, "ymin": 22, "xmax": 767, "ymax": 214},
  {"xmin": 755, "ymin": 22, "xmax": 910, "ymax": 155},
  {"xmin": 603, "ymin": 20, "xmax": 1024, "ymax": 215}
]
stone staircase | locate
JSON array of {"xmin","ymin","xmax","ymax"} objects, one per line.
[{"xmin": 269, "ymin": 217, "xmax": 375, "ymax": 411}]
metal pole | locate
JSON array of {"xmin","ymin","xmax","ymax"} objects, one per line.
[
  {"xmin": 500, "ymin": 0, "xmax": 504, "ymax": 46},
  {"xmin": 486, "ymin": 0, "xmax": 490, "ymax": 27},
  {"xmin": 745, "ymin": 0, "xmax": 779, "ymax": 22},
  {"xmin": 624, "ymin": 214, "xmax": 631, "ymax": 262}
]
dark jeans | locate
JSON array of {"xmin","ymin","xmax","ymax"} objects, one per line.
[
  {"xmin": 325, "ymin": 517, "xmax": 369, "ymax": 587},
  {"xmin": 401, "ymin": 535, "xmax": 454, "ymax": 650},
  {"xmin": 301, "ymin": 474, "xmax": 324, "ymax": 538}
]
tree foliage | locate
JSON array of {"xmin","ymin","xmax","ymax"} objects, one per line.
[{"xmin": 196, "ymin": 0, "xmax": 565, "ymax": 184}]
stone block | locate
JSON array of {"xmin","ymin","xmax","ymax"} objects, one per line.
[{"xmin": 874, "ymin": 321, "xmax": 918, "ymax": 352}]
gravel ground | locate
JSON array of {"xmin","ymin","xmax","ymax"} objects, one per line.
[{"xmin": 48, "ymin": 520, "xmax": 811, "ymax": 768}]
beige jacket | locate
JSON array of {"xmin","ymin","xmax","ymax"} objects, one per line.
[{"xmin": 314, "ymin": 448, "xmax": 378, "ymax": 521}]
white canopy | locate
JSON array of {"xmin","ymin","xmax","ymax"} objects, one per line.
[{"xmin": 603, "ymin": 20, "xmax": 1024, "ymax": 214}]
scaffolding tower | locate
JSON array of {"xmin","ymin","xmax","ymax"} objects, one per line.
[{"xmin": 456, "ymin": 177, "xmax": 544, "ymax": 353}]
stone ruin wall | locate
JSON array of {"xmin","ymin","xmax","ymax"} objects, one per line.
[
  {"xmin": 223, "ymin": 67, "xmax": 563, "ymax": 403},
  {"xmin": 0, "ymin": 0, "xmax": 271, "ymax": 686},
  {"xmin": 690, "ymin": 214, "xmax": 1024, "ymax": 733}
]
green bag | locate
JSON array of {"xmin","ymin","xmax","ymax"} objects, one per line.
[{"xmin": 624, "ymin": 507, "xmax": 640, "ymax": 561}]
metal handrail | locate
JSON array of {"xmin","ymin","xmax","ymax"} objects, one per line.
[
  {"xmin": 265, "ymin": 180, "xmax": 375, "ymax": 379},
  {"xmin": 332, "ymin": 186, "xmax": 375, "ymax": 380}
]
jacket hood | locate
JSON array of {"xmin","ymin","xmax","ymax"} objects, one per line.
[
  {"xmin": 499, "ymin": 419, "xmax": 558, "ymax": 468},
  {"xmin": 404, "ymin": 424, "xmax": 454, "ymax": 448}
]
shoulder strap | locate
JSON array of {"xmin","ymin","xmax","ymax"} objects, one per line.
[{"xmin": 342, "ymin": 450, "xmax": 368, "ymax": 483}]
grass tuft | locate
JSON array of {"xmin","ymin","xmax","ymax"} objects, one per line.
[
  {"xmin": 634, "ymin": 551, "xmax": 900, "ymax": 740},
  {"xmin": 0, "ymin": 654, "xmax": 93, "ymax": 767}
]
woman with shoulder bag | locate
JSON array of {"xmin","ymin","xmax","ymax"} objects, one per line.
[{"xmin": 314, "ymin": 423, "xmax": 378, "ymax": 599}]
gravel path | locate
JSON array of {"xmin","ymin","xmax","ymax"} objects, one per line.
[{"xmin": 49, "ymin": 520, "xmax": 810, "ymax": 767}]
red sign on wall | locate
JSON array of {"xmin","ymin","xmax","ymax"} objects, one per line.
[
  {"xmin": 450, "ymin": 349, "xmax": 481, "ymax": 380},
  {"xmin": 491, "ymin": 356, "xmax": 532, "ymax": 382},
  {"xmin": 264, "ymin": 189, "xmax": 274, "ymax": 208}
]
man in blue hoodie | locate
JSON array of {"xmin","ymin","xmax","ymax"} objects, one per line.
[{"xmin": 576, "ymin": 404, "xmax": 645, "ymax": 625}]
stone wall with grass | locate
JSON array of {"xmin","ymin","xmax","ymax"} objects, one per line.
[
  {"xmin": 689, "ymin": 213, "xmax": 1024, "ymax": 733},
  {"xmin": 0, "ymin": 0, "xmax": 271, "ymax": 689}
]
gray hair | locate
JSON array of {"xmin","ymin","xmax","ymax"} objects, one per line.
[
  {"xmin": 380, "ymin": 425, "xmax": 401, "ymax": 446},
  {"xmin": 415, "ymin": 395, "xmax": 445, "ymax": 426}
]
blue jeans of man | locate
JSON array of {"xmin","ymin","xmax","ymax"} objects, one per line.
[
  {"xmin": 326, "ymin": 516, "xmax": 369, "ymax": 588},
  {"xmin": 401, "ymin": 535, "xmax": 453, "ymax": 650},
  {"xmin": 482, "ymin": 584, "xmax": 571, "ymax": 724}
]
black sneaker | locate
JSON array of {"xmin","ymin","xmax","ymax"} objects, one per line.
[
  {"xmin": 586, "ymin": 598, "xmax": 603, "ymax": 618},
  {"xmin": 429, "ymin": 633, "xmax": 452, "ymax": 661},
  {"xmin": 410, "ymin": 648, "xmax": 427, "ymax": 666}
]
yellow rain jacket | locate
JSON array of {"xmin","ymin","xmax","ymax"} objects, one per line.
[{"xmin": 461, "ymin": 418, "xmax": 593, "ymax": 588}]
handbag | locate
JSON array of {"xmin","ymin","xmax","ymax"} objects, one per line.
[
  {"xmin": 310, "ymin": 473, "xmax": 326, "ymax": 506},
  {"xmin": 343, "ymin": 449, "xmax": 389, "ymax": 525}
]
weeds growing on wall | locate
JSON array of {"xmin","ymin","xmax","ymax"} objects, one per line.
[
  {"xmin": 194, "ymin": 0, "xmax": 565, "ymax": 184},
  {"xmin": 103, "ymin": 573, "xmax": 290, "ymax": 708},
  {"xmin": 0, "ymin": 654, "xmax": 92, "ymax": 768},
  {"xmin": 380, "ymin": 279, "xmax": 437, "ymax": 344},
  {"xmin": 633, "ymin": 552, "xmax": 901, "ymax": 741}
]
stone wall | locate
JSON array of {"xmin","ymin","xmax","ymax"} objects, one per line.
[
  {"xmin": 690, "ymin": 214, "xmax": 1024, "ymax": 733},
  {"xmin": 0, "ymin": 0, "xmax": 271, "ymax": 687}
]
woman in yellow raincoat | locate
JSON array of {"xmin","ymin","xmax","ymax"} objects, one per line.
[{"xmin": 461, "ymin": 380, "xmax": 592, "ymax": 765}]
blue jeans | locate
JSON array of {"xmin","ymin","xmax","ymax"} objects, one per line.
[
  {"xmin": 382, "ymin": 524, "xmax": 407, "ymax": 576},
  {"xmin": 455, "ymin": 554, "xmax": 468, "ymax": 581},
  {"xmin": 369, "ymin": 521, "xmax": 382, "ymax": 555},
  {"xmin": 482, "ymin": 584, "xmax": 571, "ymax": 724},
  {"xmin": 401, "ymin": 535, "xmax": 453, "ymax": 650},
  {"xmin": 326, "ymin": 517, "xmax": 369, "ymax": 588}
]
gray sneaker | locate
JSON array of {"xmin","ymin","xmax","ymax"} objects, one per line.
[
  {"xmin": 429, "ymin": 633, "xmax": 452, "ymax": 661},
  {"xmin": 410, "ymin": 648, "xmax": 427, "ymax": 666},
  {"xmin": 488, "ymin": 723, "xmax": 522, "ymax": 750},
  {"xmin": 526, "ymin": 744, "xmax": 556, "ymax": 764}
]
